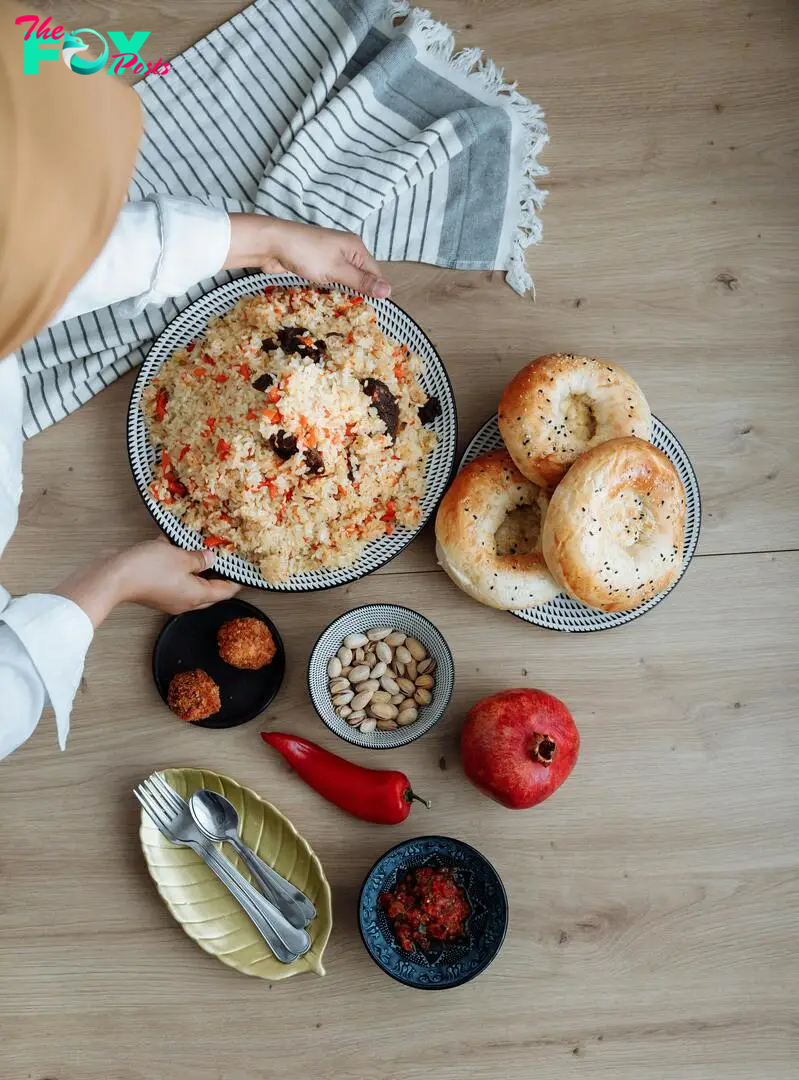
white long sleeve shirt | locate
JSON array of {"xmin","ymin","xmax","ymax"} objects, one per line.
[{"xmin": 0, "ymin": 195, "xmax": 230, "ymax": 760}]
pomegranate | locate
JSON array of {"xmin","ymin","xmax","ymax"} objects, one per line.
[{"xmin": 461, "ymin": 688, "xmax": 579, "ymax": 809}]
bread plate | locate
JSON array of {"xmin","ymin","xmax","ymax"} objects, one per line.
[{"xmin": 458, "ymin": 414, "xmax": 701, "ymax": 632}]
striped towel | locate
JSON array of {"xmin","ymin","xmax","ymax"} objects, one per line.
[{"xmin": 19, "ymin": 0, "xmax": 547, "ymax": 436}]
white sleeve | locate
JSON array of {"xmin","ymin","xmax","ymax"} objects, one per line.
[
  {"xmin": 0, "ymin": 593, "xmax": 94, "ymax": 758},
  {"xmin": 54, "ymin": 195, "xmax": 231, "ymax": 324},
  {"xmin": 0, "ymin": 196, "xmax": 229, "ymax": 760},
  {"xmin": 0, "ymin": 356, "xmax": 94, "ymax": 761}
]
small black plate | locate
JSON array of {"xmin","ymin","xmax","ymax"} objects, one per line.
[{"xmin": 152, "ymin": 598, "xmax": 285, "ymax": 729}]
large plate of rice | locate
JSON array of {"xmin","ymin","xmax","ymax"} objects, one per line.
[{"xmin": 127, "ymin": 274, "xmax": 457, "ymax": 590}]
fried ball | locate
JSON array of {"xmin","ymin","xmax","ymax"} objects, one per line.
[
  {"xmin": 217, "ymin": 617, "xmax": 276, "ymax": 670},
  {"xmin": 167, "ymin": 669, "xmax": 221, "ymax": 722}
]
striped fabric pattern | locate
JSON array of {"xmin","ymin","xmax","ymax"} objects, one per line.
[{"xmin": 18, "ymin": 0, "xmax": 547, "ymax": 437}]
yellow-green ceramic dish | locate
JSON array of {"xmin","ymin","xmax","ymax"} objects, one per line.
[{"xmin": 139, "ymin": 767, "xmax": 332, "ymax": 979}]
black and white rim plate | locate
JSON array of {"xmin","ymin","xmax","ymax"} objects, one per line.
[
  {"xmin": 127, "ymin": 273, "xmax": 458, "ymax": 592},
  {"xmin": 308, "ymin": 605, "xmax": 455, "ymax": 750},
  {"xmin": 460, "ymin": 416, "xmax": 702, "ymax": 632}
]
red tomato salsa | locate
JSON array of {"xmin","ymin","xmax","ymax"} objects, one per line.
[{"xmin": 380, "ymin": 867, "xmax": 470, "ymax": 952}]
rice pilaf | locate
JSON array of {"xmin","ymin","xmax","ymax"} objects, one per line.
[{"xmin": 144, "ymin": 286, "xmax": 438, "ymax": 581}]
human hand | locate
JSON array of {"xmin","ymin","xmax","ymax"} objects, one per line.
[
  {"xmin": 225, "ymin": 214, "xmax": 391, "ymax": 299},
  {"xmin": 57, "ymin": 540, "xmax": 240, "ymax": 627}
]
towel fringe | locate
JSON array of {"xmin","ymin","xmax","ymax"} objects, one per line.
[{"xmin": 386, "ymin": 1, "xmax": 548, "ymax": 297}]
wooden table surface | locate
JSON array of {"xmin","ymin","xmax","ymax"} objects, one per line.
[{"xmin": 2, "ymin": 1, "xmax": 798, "ymax": 1078}]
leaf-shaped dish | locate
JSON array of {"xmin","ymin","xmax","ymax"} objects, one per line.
[{"xmin": 139, "ymin": 767, "xmax": 332, "ymax": 979}]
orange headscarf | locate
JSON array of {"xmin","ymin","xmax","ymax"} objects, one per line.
[{"xmin": 0, "ymin": 0, "xmax": 142, "ymax": 358}]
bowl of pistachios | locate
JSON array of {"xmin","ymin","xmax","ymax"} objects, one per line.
[{"xmin": 308, "ymin": 604, "xmax": 455, "ymax": 749}]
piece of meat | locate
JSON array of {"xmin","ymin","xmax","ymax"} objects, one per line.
[
  {"xmin": 268, "ymin": 429, "xmax": 299, "ymax": 460},
  {"xmin": 261, "ymin": 338, "xmax": 278, "ymax": 352},
  {"xmin": 276, "ymin": 326, "xmax": 308, "ymax": 351},
  {"xmin": 362, "ymin": 378, "xmax": 399, "ymax": 440},
  {"xmin": 217, "ymin": 617, "xmax": 276, "ymax": 670},
  {"xmin": 252, "ymin": 372, "xmax": 275, "ymax": 392},
  {"xmin": 418, "ymin": 396, "xmax": 442, "ymax": 426},
  {"xmin": 303, "ymin": 447, "xmax": 325, "ymax": 475},
  {"xmin": 270, "ymin": 325, "xmax": 327, "ymax": 363}
]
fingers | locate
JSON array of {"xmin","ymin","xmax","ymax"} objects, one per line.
[
  {"xmin": 185, "ymin": 547, "xmax": 216, "ymax": 574},
  {"xmin": 149, "ymin": 539, "xmax": 215, "ymax": 575},
  {"xmin": 199, "ymin": 576, "xmax": 242, "ymax": 602},
  {"xmin": 339, "ymin": 240, "xmax": 391, "ymax": 298},
  {"xmin": 170, "ymin": 572, "xmax": 239, "ymax": 614},
  {"xmin": 356, "ymin": 270, "xmax": 392, "ymax": 299}
]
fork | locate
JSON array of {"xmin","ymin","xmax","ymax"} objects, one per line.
[
  {"xmin": 135, "ymin": 777, "xmax": 310, "ymax": 964},
  {"xmin": 146, "ymin": 774, "xmax": 313, "ymax": 958}
]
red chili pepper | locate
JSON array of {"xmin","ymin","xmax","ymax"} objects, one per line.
[
  {"xmin": 261, "ymin": 733, "xmax": 430, "ymax": 825},
  {"xmin": 154, "ymin": 388, "xmax": 169, "ymax": 421},
  {"xmin": 186, "ymin": 342, "xmax": 196, "ymax": 353},
  {"xmin": 216, "ymin": 438, "xmax": 232, "ymax": 461},
  {"xmin": 238, "ymin": 363, "xmax": 252, "ymax": 380},
  {"xmin": 213, "ymin": 373, "xmax": 229, "ymax": 384},
  {"xmin": 178, "ymin": 444, "xmax": 191, "ymax": 462}
]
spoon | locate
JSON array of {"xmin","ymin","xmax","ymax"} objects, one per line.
[{"xmin": 189, "ymin": 789, "xmax": 316, "ymax": 929}]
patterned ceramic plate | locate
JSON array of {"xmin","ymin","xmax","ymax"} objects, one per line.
[
  {"xmin": 308, "ymin": 604, "xmax": 454, "ymax": 750},
  {"xmin": 359, "ymin": 836, "xmax": 508, "ymax": 990},
  {"xmin": 459, "ymin": 415, "xmax": 701, "ymax": 632},
  {"xmin": 139, "ymin": 767, "xmax": 332, "ymax": 980},
  {"xmin": 127, "ymin": 272, "xmax": 458, "ymax": 592}
]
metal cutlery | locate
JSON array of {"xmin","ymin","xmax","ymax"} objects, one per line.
[
  {"xmin": 188, "ymin": 788, "xmax": 316, "ymax": 929},
  {"xmin": 146, "ymin": 774, "xmax": 313, "ymax": 955},
  {"xmin": 135, "ymin": 775, "xmax": 311, "ymax": 964}
]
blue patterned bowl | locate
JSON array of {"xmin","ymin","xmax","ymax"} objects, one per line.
[{"xmin": 358, "ymin": 836, "xmax": 508, "ymax": 989}]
